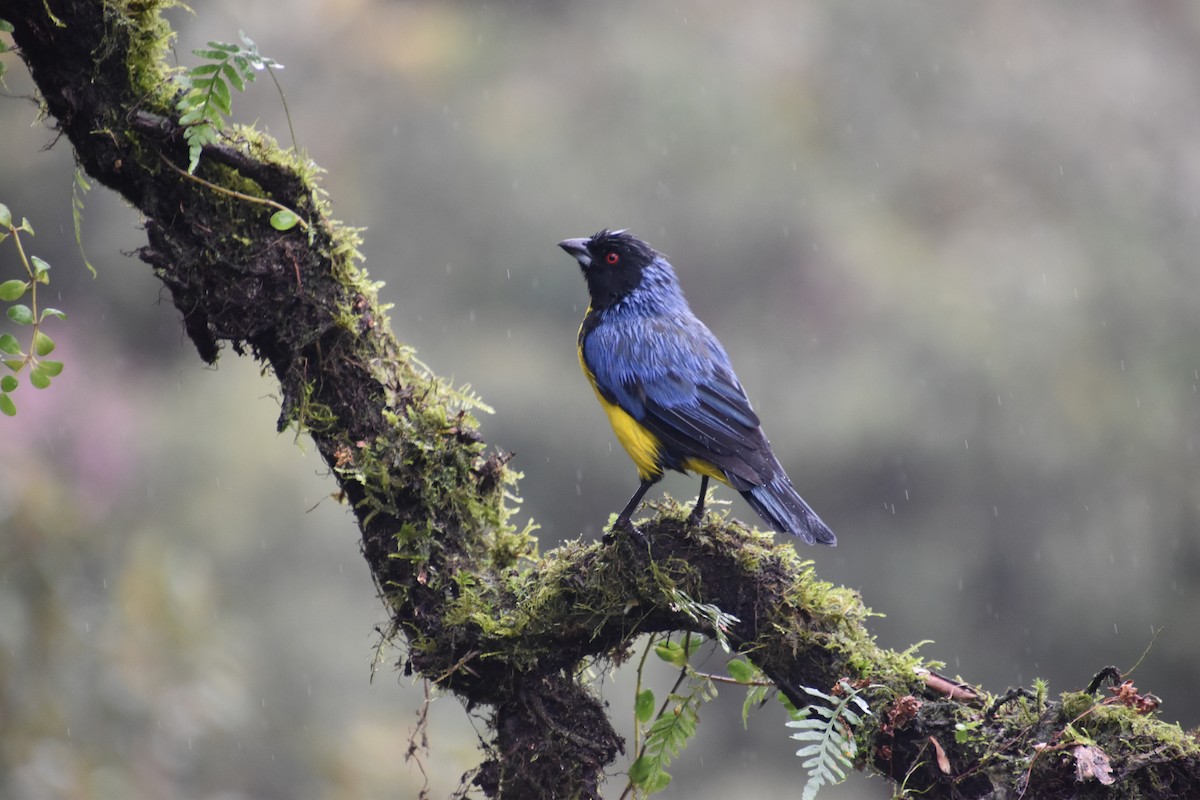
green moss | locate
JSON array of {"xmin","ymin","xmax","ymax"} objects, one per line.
[
  {"xmin": 110, "ymin": 0, "xmax": 180, "ymax": 103},
  {"xmin": 1059, "ymin": 690, "xmax": 1095, "ymax": 720},
  {"xmin": 1078, "ymin": 701, "xmax": 1199, "ymax": 756}
]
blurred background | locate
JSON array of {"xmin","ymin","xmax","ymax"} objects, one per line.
[{"xmin": 2, "ymin": 0, "xmax": 1199, "ymax": 797}]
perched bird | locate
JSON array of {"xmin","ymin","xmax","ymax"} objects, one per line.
[{"xmin": 558, "ymin": 229, "xmax": 836, "ymax": 545}]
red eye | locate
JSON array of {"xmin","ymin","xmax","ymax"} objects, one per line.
[{"xmin": 606, "ymin": 252, "xmax": 620, "ymax": 265}]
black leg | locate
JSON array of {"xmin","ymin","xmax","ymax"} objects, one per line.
[
  {"xmin": 608, "ymin": 477, "xmax": 658, "ymax": 540},
  {"xmin": 688, "ymin": 475, "xmax": 710, "ymax": 526}
]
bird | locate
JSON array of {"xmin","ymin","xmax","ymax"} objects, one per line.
[{"xmin": 558, "ymin": 229, "xmax": 836, "ymax": 545}]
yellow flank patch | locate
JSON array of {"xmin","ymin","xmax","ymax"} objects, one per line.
[
  {"xmin": 595, "ymin": 388, "xmax": 662, "ymax": 480},
  {"xmin": 579, "ymin": 335, "xmax": 661, "ymax": 480},
  {"xmin": 682, "ymin": 457, "xmax": 731, "ymax": 486}
]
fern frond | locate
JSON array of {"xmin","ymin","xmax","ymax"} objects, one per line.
[
  {"xmin": 174, "ymin": 32, "xmax": 283, "ymax": 173},
  {"xmin": 787, "ymin": 682, "xmax": 871, "ymax": 800},
  {"xmin": 664, "ymin": 587, "xmax": 740, "ymax": 652},
  {"xmin": 629, "ymin": 690, "xmax": 706, "ymax": 795}
]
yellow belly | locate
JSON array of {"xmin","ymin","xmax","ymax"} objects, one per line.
[{"xmin": 593, "ymin": 385, "xmax": 662, "ymax": 481}]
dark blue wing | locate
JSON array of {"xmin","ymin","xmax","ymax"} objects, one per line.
[{"xmin": 582, "ymin": 313, "xmax": 773, "ymax": 485}]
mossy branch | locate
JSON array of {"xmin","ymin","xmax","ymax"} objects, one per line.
[{"xmin": 3, "ymin": 2, "xmax": 1198, "ymax": 798}]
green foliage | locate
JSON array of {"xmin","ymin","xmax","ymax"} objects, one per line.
[
  {"xmin": 663, "ymin": 586, "xmax": 740, "ymax": 653},
  {"xmin": 728, "ymin": 659, "xmax": 775, "ymax": 728},
  {"xmin": 1033, "ymin": 676, "xmax": 1049, "ymax": 709},
  {"xmin": 269, "ymin": 208, "xmax": 299, "ymax": 231},
  {"xmin": 175, "ymin": 32, "xmax": 283, "ymax": 173},
  {"xmin": 954, "ymin": 719, "xmax": 982, "ymax": 744},
  {"xmin": 629, "ymin": 689, "xmax": 708, "ymax": 794},
  {"xmin": 652, "ymin": 636, "xmax": 699, "ymax": 668},
  {"xmin": 71, "ymin": 167, "xmax": 98, "ymax": 277},
  {"xmin": 626, "ymin": 633, "xmax": 719, "ymax": 796},
  {"xmin": 726, "ymin": 658, "xmax": 754, "ymax": 683},
  {"xmin": 0, "ymin": 204, "xmax": 68, "ymax": 415},
  {"xmin": 0, "ymin": 18, "xmax": 11, "ymax": 84},
  {"xmin": 634, "ymin": 688, "xmax": 656, "ymax": 723},
  {"xmin": 787, "ymin": 681, "xmax": 871, "ymax": 800}
]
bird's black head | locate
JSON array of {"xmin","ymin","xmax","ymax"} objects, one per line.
[{"xmin": 558, "ymin": 229, "xmax": 659, "ymax": 309}]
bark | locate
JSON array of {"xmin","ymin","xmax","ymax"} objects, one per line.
[{"xmin": 2, "ymin": 2, "xmax": 1197, "ymax": 798}]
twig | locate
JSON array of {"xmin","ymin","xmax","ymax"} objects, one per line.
[{"xmin": 159, "ymin": 153, "xmax": 309, "ymax": 230}]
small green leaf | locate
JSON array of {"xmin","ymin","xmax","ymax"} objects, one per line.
[
  {"xmin": 4, "ymin": 360, "xmax": 23, "ymax": 372},
  {"xmin": 31, "ymin": 257, "xmax": 51, "ymax": 283},
  {"xmin": 7, "ymin": 304, "xmax": 34, "ymax": 325},
  {"xmin": 38, "ymin": 360, "xmax": 63, "ymax": 377},
  {"xmin": 20, "ymin": 217, "xmax": 33, "ymax": 235},
  {"xmin": 742, "ymin": 683, "xmax": 770, "ymax": 728},
  {"xmin": 222, "ymin": 60, "xmax": 245, "ymax": 91},
  {"xmin": 0, "ymin": 18, "xmax": 15, "ymax": 32},
  {"xmin": 28, "ymin": 365, "xmax": 51, "ymax": 389},
  {"xmin": 210, "ymin": 77, "xmax": 232, "ymax": 115},
  {"xmin": 0, "ymin": 374, "xmax": 15, "ymax": 392},
  {"xmin": 0, "ymin": 392, "xmax": 15, "ymax": 416},
  {"xmin": 654, "ymin": 641, "xmax": 688, "ymax": 668},
  {"xmin": 0, "ymin": 278, "xmax": 27, "ymax": 301},
  {"xmin": 33, "ymin": 330, "xmax": 54, "ymax": 356},
  {"xmin": 189, "ymin": 63, "xmax": 223, "ymax": 76},
  {"xmin": 233, "ymin": 55, "xmax": 254, "ymax": 79},
  {"xmin": 628, "ymin": 755, "xmax": 654, "ymax": 785},
  {"xmin": 955, "ymin": 720, "xmax": 981, "ymax": 744},
  {"xmin": 269, "ymin": 208, "xmax": 299, "ymax": 231},
  {"xmin": 202, "ymin": 102, "xmax": 225, "ymax": 122},
  {"xmin": 0, "ymin": 203, "xmax": 10, "ymax": 227},
  {"xmin": 635, "ymin": 689, "xmax": 656, "ymax": 723},
  {"xmin": 642, "ymin": 770, "xmax": 672, "ymax": 793},
  {"xmin": 40, "ymin": 307, "xmax": 67, "ymax": 321},
  {"xmin": 0, "ymin": 333, "xmax": 18, "ymax": 354},
  {"xmin": 194, "ymin": 47, "xmax": 235, "ymax": 60},
  {"xmin": 726, "ymin": 659, "xmax": 755, "ymax": 684}
]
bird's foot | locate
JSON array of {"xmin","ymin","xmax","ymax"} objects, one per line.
[
  {"xmin": 687, "ymin": 505, "xmax": 706, "ymax": 528},
  {"xmin": 604, "ymin": 517, "xmax": 647, "ymax": 546}
]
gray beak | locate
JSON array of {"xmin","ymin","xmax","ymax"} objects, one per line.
[{"xmin": 558, "ymin": 237, "xmax": 592, "ymax": 268}]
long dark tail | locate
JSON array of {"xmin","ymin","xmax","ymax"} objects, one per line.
[{"xmin": 741, "ymin": 472, "xmax": 836, "ymax": 546}]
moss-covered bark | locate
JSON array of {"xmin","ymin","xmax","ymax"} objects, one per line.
[{"xmin": 3, "ymin": 2, "xmax": 1198, "ymax": 797}]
